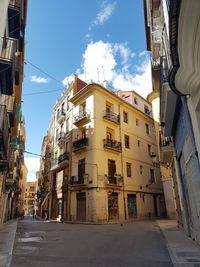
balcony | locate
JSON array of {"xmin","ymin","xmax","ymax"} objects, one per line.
[
  {"xmin": 0, "ymin": 38, "xmax": 16, "ymax": 95},
  {"xmin": 105, "ymin": 174, "xmax": 123, "ymax": 187},
  {"xmin": 0, "ymin": 105, "xmax": 9, "ymax": 161},
  {"xmin": 74, "ymin": 110, "xmax": 90, "ymax": 126},
  {"xmin": 160, "ymin": 134, "xmax": 174, "ymax": 153},
  {"xmin": 58, "ymin": 152, "xmax": 69, "ymax": 164},
  {"xmin": 103, "ymin": 110, "xmax": 120, "ymax": 124},
  {"xmin": 103, "ymin": 138, "xmax": 122, "ymax": 152},
  {"xmin": 72, "ymin": 137, "xmax": 88, "ymax": 152},
  {"xmin": 8, "ymin": 1, "xmax": 20, "ymax": 39},
  {"xmin": 56, "ymin": 132, "xmax": 65, "ymax": 147},
  {"xmin": 57, "ymin": 110, "xmax": 66, "ymax": 124},
  {"xmin": 70, "ymin": 176, "xmax": 87, "ymax": 185}
]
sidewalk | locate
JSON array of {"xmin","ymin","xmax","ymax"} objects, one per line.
[
  {"xmin": 157, "ymin": 220, "xmax": 200, "ymax": 266},
  {"xmin": 0, "ymin": 219, "xmax": 18, "ymax": 267}
]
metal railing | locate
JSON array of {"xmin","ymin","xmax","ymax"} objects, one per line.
[
  {"xmin": 103, "ymin": 110, "xmax": 120, "ymax": 124},
  {"xmin": 72, "ymin": 137, "xmax": 88, "ymax": 151},
  {"xmin": 56, "ymin": 132, "xmax": 65, "ymax": 142},
  {"xmin": 159, "ymin": 133, "xmax": 173, "ymax": 147},
  {"xmin": 0, "ymin": 37, "xmax": 16, "ymax": 62},
  {"xmin": 74, "ymin": 110, "xmax": 90, "ymax": 124},
  {"xmin": 58, "ymin": 152, "xmax": 69, "ymax": 164},
  {"xmin": 103, "ymin": 138, "xmax": 122, "ymax": 152}
]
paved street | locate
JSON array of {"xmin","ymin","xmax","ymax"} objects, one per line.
[{"xmin": 10, "ymin": 217, "xmax": 172, "ymax": 267}]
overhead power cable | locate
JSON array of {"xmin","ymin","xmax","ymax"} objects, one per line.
[
  {"xmin": 23, "ymin": 87, "xmax": 64, "ymax": 96},
  {"xmin": 25, "ymin": 60, "xmax": 64, "ymax": 86}
]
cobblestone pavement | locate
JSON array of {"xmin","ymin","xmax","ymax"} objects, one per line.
[{"xmin": 11, "ymin": 217, "xmax": 172, "ymax": 267}]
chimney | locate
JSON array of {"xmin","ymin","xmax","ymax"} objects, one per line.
[{"xmin": 103, "ymin": 80, "xmax": 108, "ymax": 89}]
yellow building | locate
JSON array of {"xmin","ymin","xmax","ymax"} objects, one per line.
[
  {"xmin": 0, "ymin": 0, "xmax": 28, "ymax": 223},
  {"xmin": 41, "ymin": 76, "xmax": 166, "ymax": 222},
  {"xmin": 24, "ymin": 182, "xmax": 37, "ymax": 215}
]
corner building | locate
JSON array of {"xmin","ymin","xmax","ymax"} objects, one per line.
[{"xmin": 42, "ymin": 76, "xmax": 166, "ymax": 222}]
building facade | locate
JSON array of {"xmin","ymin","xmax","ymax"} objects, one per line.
[
  {"xmin": 24, "ymin": 182, "xmax": 36, "ymax": 215},
  {"xmin": 0, "ymin": 0, "xmax": 28, "ymax": 223},
  {"xmin": 38, "ymin": 76, "xmax": 166, "ymax": 222},
  {"xmin": 143, "ymin": 0, "xmax": 200, "ymax": 244}
]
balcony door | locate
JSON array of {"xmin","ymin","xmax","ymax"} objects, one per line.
[
  {"xmin": 108, "ymin": 159, "xmax": 116, "ymax": 184},
  {"xmin": 78, "ymin": 158, "xmax": 85, "ymax": 184}
]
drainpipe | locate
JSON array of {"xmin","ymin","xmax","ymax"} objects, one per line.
[{"xmin": 118, "ymin": 103, "xmax": 127, "ymax": 220}]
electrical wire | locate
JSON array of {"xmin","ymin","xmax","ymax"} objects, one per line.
[
  {"xmin": 25, "ymin": 60, "xmax": 64, "ymax": 86},
  {"xmin": 23, "ymin": 88, "xmax": 64, "ymax": 96}
]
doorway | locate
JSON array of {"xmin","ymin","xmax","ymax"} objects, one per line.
[
  {"xmin": 127, "ymin": 194, "xmax": 137, "ymax": 218},
  {"xmin": 108, "ymin": 192, "xmax": 119, "ymax": 220},
  {"xmin": 77, "ymin": 192, "xmax": 86, "ymax": 221}
]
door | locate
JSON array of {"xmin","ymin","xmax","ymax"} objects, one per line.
[
  {"xmin": 77, "ymin": 192, "xmax": 86, "ymax": 221},
  {"xmin": 127, "ymin": 194, "xmax": 137, "ymax": 218},
  {"xmin": 108, "ymin": 192, "xmax": 119, "ymax": 220},
  {"xmin": 153, "ymin": 195, "xmax": 158, "ymax": 216}
]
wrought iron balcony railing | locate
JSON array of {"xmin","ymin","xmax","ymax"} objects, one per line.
[
  {"xmin": 103, "ymin": 110, "xmax": 120, "ymax": 124},
  {"xmin": 72, "ymin": 137, "xmax": 88, "ymax": 152},
  {"xmin": 74, "ymin": 110, "xmax": 90, "ymax": 125},
  {"xmin": 70, "ymin": 176, "xmax": 86, "ymax": 185},
  {"xmin": 58, "ymin": 152, "xmax": 69, "ymax": 164},
  {"xmin": 56, "ymin": 132, "xmax": 65, "ymax": 142},
  {"xmin": 103, "ymin": 138, "xmax": 122, "ymax": 152}
]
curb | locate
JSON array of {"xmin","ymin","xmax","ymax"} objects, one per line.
[{"xmin": 156, "ymin": 220, "xmax": 177, "ymax": 267}]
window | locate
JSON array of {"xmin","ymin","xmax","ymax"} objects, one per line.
[
  {"xmin": 55, "ymin": 151, "xmax": 58, "ymax": 159},
  {"xmin": 126, "ymin": 163, "xmax": 132, "ymax": 177},
  {"xmin": 66, "ymin": 119, "xmax": 69, "ymax": 133},
  {"xmin": 136, "ymin": 118, "xmax": 139, "ymax": 126},
  {"xmin": 66, "ymin": 142, "xmax": 69, "ymax": 152},
  {"xmin": 82, "ymin": 129, "xmax": 86, "ymax": 138},
  {"xmin": 106, "ymin": 102, "xmax": 112, "ymax": 112},
  {"xmin": 145, "ymin": 123, "xmax": 150, "ymax": 135},
  {"xmin": 124, "ymin": 135, "xmax": 130, "ymax": 148},
  {"xmin": 106, "ymin": 127, "xmax": 114, "ymax": 140},
  {"xmin": 123, "ymin": 111, "xmax": 128, "ymax": 123},
  {"xmin": 67, "ymin": 96, "xmax": 70, "ymax": 110},
  {"xmin": 148, "ymin": 144, "xmax": 151, "ymax": 156},
  {"xmin": 80, "ymin": 102, "xmax": 86, "ymax": 114},
  {"xmin": 140, "ymin": 165, "xmax": 143, "ymax": 175},
  {"xmin": 61, "ymin": 102, "xmax": 65, "ymax": 113},
  {"xmin": 56, "ymin": 129, "xmax": 59, "ymax": 140},
  {"xmin": 57, "ymin": 109, "xmax": 60, "ymax": 119},
  {"xmin": 78, "ymin": 158, "xmax": 85, "ymax": 183},
  {"xmin": 144, "ymin": 105, "xmax": 150, "ymax": 114},
  {"xmin": 150, "ymin": 169, "xmax": 156, "ymax": 183},
  {"xmin": 137, "ymin": 140, "xmax": 140, "ymax": 147},
  {"xmin": 134, "ymin": 97, "xmax": 138, "ymax": 105},
  {"xmin": 60, "ymin": 123, "xmax": 64, "ymax": 133}
]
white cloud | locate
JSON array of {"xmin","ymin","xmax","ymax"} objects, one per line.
[
  {"xmin": 106, "ymin": 33, "xmax": 111, "ymax": 38},
  {"xmin": 25, "ymin": 157, "xmax": 40, "ymax": 182},
  {"xmin": 68, "ymin": 40, "xmax": 152, "ymax": 98},
  {"xmin": 62, "ymin": 74, "xmax": 75, "ymax": 86},
  {"xmin": 139, "ymin": 50, "xmax": 148, "ymax": 57},
  {"xmin": 92, "ymin": 1, "xmax": 116, "ymax": 26},
  {"xmin": 31, "ymin": 75, "xmax": 49, "ymax": 83}
]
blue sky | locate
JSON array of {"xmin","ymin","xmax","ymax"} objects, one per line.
[{"xmin": 23, "ymin": 0, "xmax": 152, "ymax": 181}]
